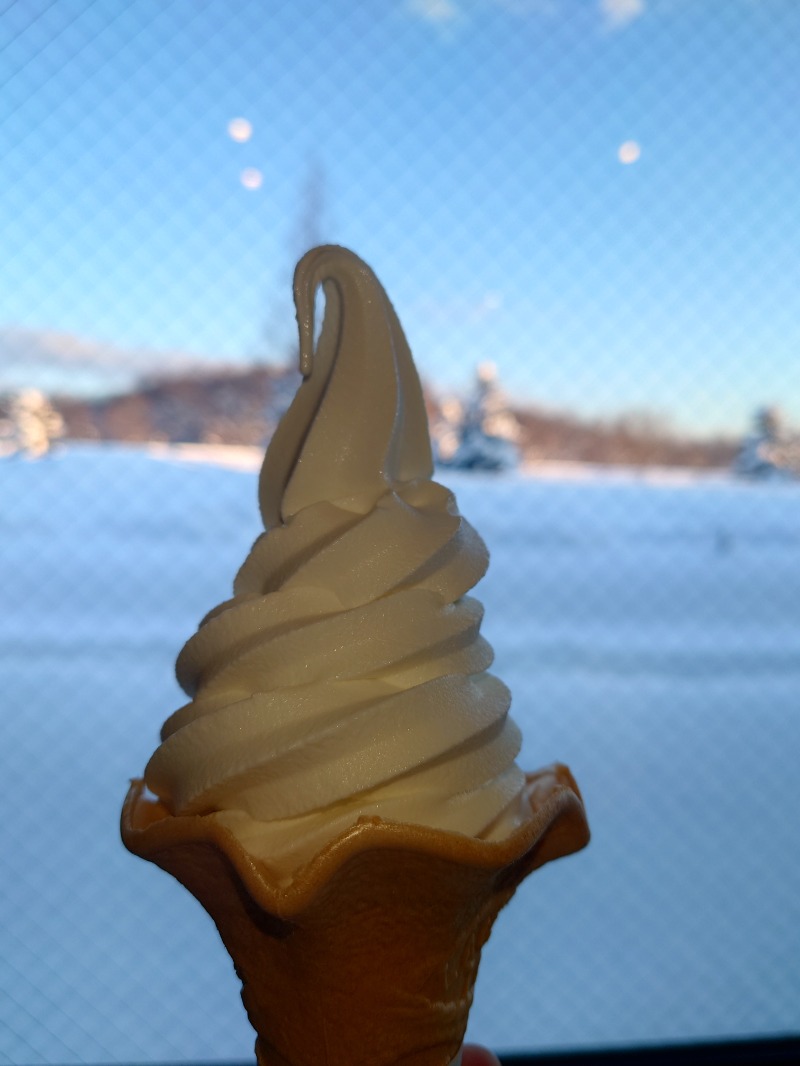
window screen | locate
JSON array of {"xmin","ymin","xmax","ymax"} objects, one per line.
[{"xmin": 2, "ymin": 2, "xmax": 799, "ymax": 1063}]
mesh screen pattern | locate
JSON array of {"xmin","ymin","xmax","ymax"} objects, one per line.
[{"xmin": 2, "ymin": 2, "xmax": 799, "ymax": 1063}]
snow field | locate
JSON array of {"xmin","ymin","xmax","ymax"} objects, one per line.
[{"xmin": 1, "ymin": 445, "xmax": 798, "ymax": 1062}]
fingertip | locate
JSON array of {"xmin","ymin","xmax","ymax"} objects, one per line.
[{"xmin": 461, "ymin": 1045, "xmax": 502, "ymax": 1066}]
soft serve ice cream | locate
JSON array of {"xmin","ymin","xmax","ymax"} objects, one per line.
[{"xmin": 143, "ymin": 245, "xmax": 529, "ymax": 879}]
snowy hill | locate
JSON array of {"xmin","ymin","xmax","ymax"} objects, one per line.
[{"xmin": 1, "ymin": 444, "xmax": 798, "ymax": 1063}]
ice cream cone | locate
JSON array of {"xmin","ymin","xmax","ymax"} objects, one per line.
[{"xmin": 121, "ymin": 764, "xmax": 588, "ymax": 1066}]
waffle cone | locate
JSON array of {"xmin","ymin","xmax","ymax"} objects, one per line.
[{"xmin": 121, "ymin": 764, "xmax": 588, "ymax": 1066}]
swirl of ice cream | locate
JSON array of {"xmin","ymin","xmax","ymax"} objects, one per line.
[{"xmin": 144, "ymin": 246, "xmax": 528, "ymax": 877}]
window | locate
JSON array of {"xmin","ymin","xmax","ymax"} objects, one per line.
[{"xmin": 2, "ymin": 2, "xmax": 798, "ymax": 1062}]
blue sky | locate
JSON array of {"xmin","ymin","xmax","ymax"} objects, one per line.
[{"xmin": 2, "ymin": 0, "xmax": 799, "ymax": 434}]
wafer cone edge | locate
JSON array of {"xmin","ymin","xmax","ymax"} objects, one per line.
[{"xmin": 121, "ymin": 764, "xmax": 588, "ymax": 1066}]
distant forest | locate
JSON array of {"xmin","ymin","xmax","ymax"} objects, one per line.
[{"xmin": 38, "ymin": 363, "xmax": 736, "ymax": 468}]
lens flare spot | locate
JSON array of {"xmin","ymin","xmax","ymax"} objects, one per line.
[
  {"xmin": 228, "ymin": 117, "xmax": 253, "ymax": 143},
  {"xmin": 618, "ymin": 140, "xmax": 642, "ymax": 165},
  {"xmin": 240, "ymin": 167, "xmax": 263, "ymax": 191}
]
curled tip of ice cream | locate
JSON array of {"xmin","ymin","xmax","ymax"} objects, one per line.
[{"xmin": 259, "ymin": 245, "xmax": 434, "ymax": 529}]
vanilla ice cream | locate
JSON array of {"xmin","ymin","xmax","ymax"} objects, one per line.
[{"xmin": 143, "ymin": 246, "xmax": 528, "ymax": 879}]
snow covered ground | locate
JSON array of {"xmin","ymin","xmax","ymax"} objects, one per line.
[{"xmin": 2, "ymin": 443, "xmax": 799, "ymax": 1063}]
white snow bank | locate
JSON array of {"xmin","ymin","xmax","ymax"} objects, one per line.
[{"xmin": 1, "ymin": 444, "xmax": 798, "ymax": 1062}]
